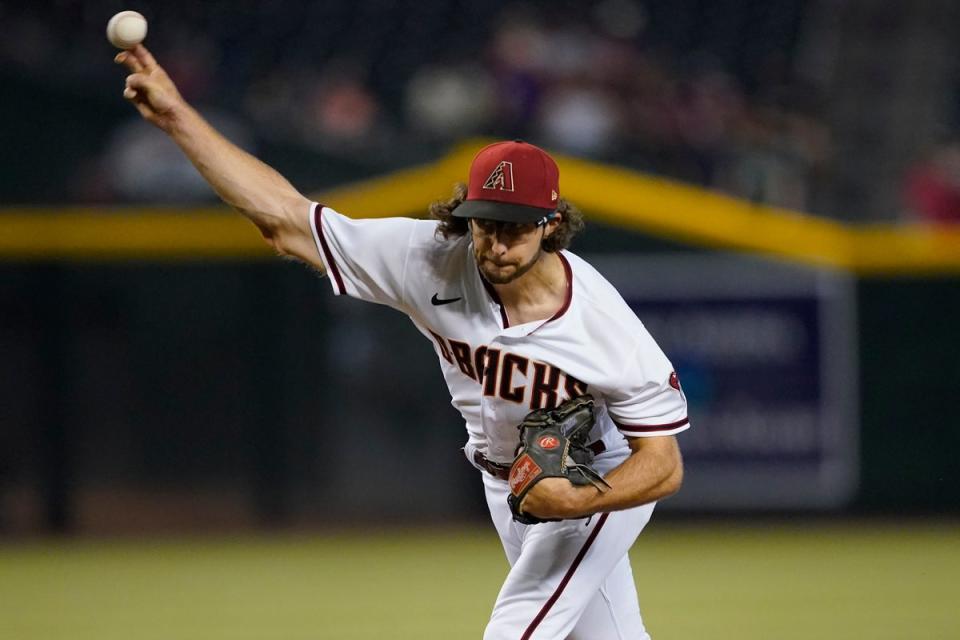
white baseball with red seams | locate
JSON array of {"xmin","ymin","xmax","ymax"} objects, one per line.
[
  {"xmin": 106, "ymin": 11, "xmax": 148, "ymax": 50},
  {"xmin": 308, "ymin": 195, "xmax": 689, "ymax": 638}
]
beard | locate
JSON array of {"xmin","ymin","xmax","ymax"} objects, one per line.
[{"xmin": 476, "ymin": 247, "xmax": 543, "ymax": 285}]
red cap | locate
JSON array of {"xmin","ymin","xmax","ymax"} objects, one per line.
[{"xmin": 453, "ymin": 140, "xmax": 560, "ymax": 223}]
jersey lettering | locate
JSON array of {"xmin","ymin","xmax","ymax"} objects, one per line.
[
  {"xmin": 429, "ymin": 330, "xmax": 453, "ymax": 364},
  {"xmin": 565, "ymin": 374, "xmax": 588, "ymax": 398},
  {"xmin": 482, "ymin": 348, "xmax": 501, "ymax": 397},
  {"xmin": 449, "ymin": 339, "xmax": 477, "ymax": 381},
  {"xmin": 474, "ymin": 345, "xmax": 488, "ymax": 382},
  {"xmin": 530, "ymin": 362, "xmax": 560, "ymax": 410},
  {"xmin": 499, "ymin": 353, "xmax": 529, "ymax": 403},
  {"xmin": 430, "ymin": 330, "xmax": 582, "ymax": 410}
]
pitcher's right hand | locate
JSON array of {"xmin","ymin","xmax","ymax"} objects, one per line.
[{"xmin": 115, "ymin": 44, "xmax": 184, "ymax": 132}]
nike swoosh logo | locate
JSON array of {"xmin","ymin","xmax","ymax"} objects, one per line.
[{"xmin": 431, "ymin": 293, "xmax": 462, "ymax": 306}]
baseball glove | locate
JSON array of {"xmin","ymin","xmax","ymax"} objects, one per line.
[{"xmin": 507, "ymin": 395, "xmax": 611, "ymax": 525}]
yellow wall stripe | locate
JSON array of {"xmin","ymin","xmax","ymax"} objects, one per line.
[
  {"xmin": 555, "ymin": 154, "xmax": 857, "ymax": 270},
  {"xmin": 850, "ymin": 225, "xmax": 960, "ymax": 275},
  {"xmin": 319, "ymin": 144, "xmax": 476, "ymax": 218},
  {"xmin": 0, "ymin": 209, "xmax": 272, "ymax": 260},
  {"xmin": 2, "ymin": 140, "xmax": 959, "ymax": 274}
]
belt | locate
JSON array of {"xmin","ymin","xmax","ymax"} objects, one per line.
[
  {"xmin": 473, "ymin": 440, "xmax": 606, "ymax": 481},
  {"xmin": 474, "ymin": 450, "xmax": 511, "ymax": 480}
]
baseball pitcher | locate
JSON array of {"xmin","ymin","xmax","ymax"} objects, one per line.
[{"xmin": 115, "ymin": 44, "xmax": 689, "ymax": 640}]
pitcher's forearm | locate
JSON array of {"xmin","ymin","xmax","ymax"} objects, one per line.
[
  {"xmin": 116, "ymin": 45, "xmax": 321, "ymax": 267},
  {"xmin": 166, "ymin": 102, "xmax": 311, "ymax": 247},
  {"xmin": 520, "ymin": 435, "xmax": 683, "ymax": 519},
  {"xmin": 590, "ymin": 446, "xmax": 683, "ymax": 511}
]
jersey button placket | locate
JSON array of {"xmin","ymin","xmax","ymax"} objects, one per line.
[{"xmin": 480, "ymin": 336, "xmax": 504, "ymax": 462}]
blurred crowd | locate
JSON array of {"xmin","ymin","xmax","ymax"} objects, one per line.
[
  {"xmin": 903, "ymin": 140, "xmax": 960, "ymax": 224},
  {"xmin": 409, "ymin": 2, "xmax": 831, "ymax": 214},
  {"xmin": 3, "ymin": 0, "xmax": 957, "ymax": 222}
]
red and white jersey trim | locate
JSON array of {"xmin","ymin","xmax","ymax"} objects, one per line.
[
  {"xmin": 309, "ymin": 203, "xmax": 346, "ymax": 295},
  {"xmin": 614, "ymin": 417, "xmax": 690, "ymax": 437}
]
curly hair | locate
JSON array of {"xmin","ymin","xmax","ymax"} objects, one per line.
[{"xmin": 429, "ymin": 183, "xmax": 585, "ymax": 253}]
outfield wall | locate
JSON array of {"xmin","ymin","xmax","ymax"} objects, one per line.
[
  {"xmin": 2, "ymin": 248, "xmax": 957, "ymax": 533},
  {"xmin": 2, "ymin": 148, "xmax": 958, "ymax": 532}
]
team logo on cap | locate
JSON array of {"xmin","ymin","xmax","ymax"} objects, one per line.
[{"xmin": 483, "ymin": 161, "xmax": 515, "ymax": 192}]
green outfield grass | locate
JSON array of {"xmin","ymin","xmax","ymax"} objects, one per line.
[{"xmin": 1, "ymin": 520, "xmax": 957, "ymax": 639}]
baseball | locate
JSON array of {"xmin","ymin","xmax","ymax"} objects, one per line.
[{"xmin": 106, "ymin": 11, "xmax": 148, "ymax": 49}]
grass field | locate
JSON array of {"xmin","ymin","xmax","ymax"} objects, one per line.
[{"xmin": 1, "ymin": 520, "xmax": 957, "ymax": 639}]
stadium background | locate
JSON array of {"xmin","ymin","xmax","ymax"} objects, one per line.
[{"xmin": 1, "ymin": 1, "xmax": 958, "ymax": 638}]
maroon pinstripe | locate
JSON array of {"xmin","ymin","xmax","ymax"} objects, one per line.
[
  {"xmin": 313, "ymin": 204, "xmax": 345, "ymax": 295},
  {"xmin": 520, "ymin": 513, "xmax": 610, "ymax": 640}
]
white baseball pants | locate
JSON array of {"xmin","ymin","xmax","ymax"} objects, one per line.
[{"xmin": 481, "ymin": 471, "xmax": 656, "ymax": 640}]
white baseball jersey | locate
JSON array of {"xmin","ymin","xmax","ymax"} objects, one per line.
[
  {"xmin": 309, "ymin": 203, "xmax": 689, "ymax": 464},
  {"xmin": 309, "ymin": 202, "xmax": 690, "ymax": 639}
]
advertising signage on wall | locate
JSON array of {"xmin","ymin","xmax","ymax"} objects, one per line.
[{"xmin": 591, "ymin": 254, "xmax": 859, "ymax": 509}]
